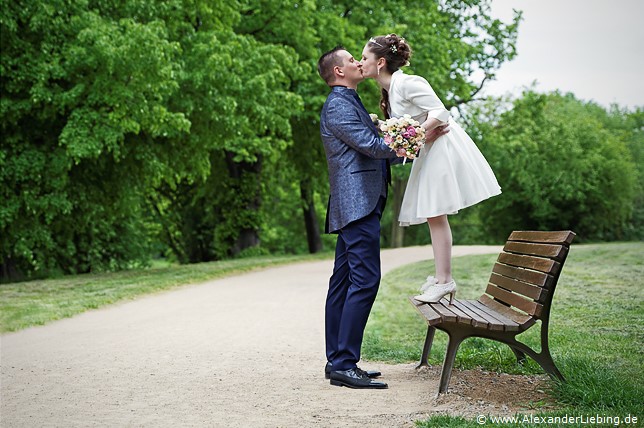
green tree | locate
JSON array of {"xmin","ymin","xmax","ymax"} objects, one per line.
[
  {"xmin": 467, "ymin": 91, "xmax": 638, "ymax": 241},
  {"xmin": 602, "ymin": 107, "xmax": 643, "ymax": 240},
  {"xmin": 1, "ymin": 0, "xmax": 189, "ymax": 279},
  {"xmin": 232, "ymin": 0, "xmax": 359, "ymax": 255},
  {"xmin": 1, "ymin": 0, "xmax": 307, "ymax": 277},
  {"xmin": 145, "ymin": 0, "xmax": 305, "ymax": 262}
]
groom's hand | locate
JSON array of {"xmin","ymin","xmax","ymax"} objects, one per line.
[{"xmin": 425, "ymin": 124, "xmax": 450, "ymax": 143}]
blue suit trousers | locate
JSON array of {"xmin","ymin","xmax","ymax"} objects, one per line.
[{"xmin": 325, "ymin": 197, "xmax": 385, "ymax": 371}]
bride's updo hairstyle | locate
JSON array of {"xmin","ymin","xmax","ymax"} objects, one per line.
[
  {"xmin": 366, "ymin": 34, "xmax": 412, "ymax": 118},
  {"xmin": 367, "ymin": 33, "xmax": 412, "ymax": 73}
]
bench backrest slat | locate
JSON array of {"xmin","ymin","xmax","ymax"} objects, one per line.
[
  {"xmin": 479, "ymin": 294, "xmax": 535, "ymax": 327},
  {"xmin": 497, "ymin": 253, "xmax": 559, "ymax": 274},
  {"xmin": 489, "ymin": 272, "xmax": 546, "ymax": 301},
  {"xmin": 504, "ymin": 241, "xmax": 567, "ymax": 260},
  {"xmin": 484, "ymin": 284, "xmax": 543, "ymax": 317},
  {"xmin": 508, "ymin": 230, "xmax": 575, "ymax": 244},
  {"xmin": 481, "ymin": 230, "xmax": 575, "ymax": 326},
  {"xmin": 491, "ymin": 263, "xmax": 553, "ymax": 288}
]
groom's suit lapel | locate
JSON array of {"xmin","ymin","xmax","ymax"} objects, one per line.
[{"xmin": 336, "ymin": 90, "xmax": 380, "ymax": 136}]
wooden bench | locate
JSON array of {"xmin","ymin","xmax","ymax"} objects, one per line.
[{"xmin": 409, "ymin": 230, "xmax": 576, "ymax": 394}]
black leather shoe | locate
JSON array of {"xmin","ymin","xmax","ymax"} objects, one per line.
[
  {"xmin": 329, "ymin": 368, "xmax": 388, "ymax": 389},
  {"xmin": 325, "ymin": 362, "xmax": 381, "ymax": 380}
]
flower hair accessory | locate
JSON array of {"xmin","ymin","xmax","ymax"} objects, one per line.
[
  {"xmin": 371, "ymin": 34, "xmax": 404, "ymax": 55},
  {"xmin": 385, "ymin": 34, "xmax": 400, "ymax": 53}
]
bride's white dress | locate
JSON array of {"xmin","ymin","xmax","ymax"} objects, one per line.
[{"xmin": 388, "ymin": 70, "xmax": 501, "ymax": 226}]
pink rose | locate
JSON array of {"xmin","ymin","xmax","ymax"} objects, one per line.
[{"xmin": 407, "ymin": 126, "xmax": 417, "ymax": 137}]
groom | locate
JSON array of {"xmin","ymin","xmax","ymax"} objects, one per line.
[{"xmin": 317, "ymin": 46, "xmax": 447, "ymax": 389}]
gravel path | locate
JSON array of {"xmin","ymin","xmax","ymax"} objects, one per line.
[{"xmin": 1, "ymin": 245, "xmax": 552, "ymax": 427}]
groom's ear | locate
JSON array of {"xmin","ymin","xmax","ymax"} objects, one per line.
[{"xmin": 333, "ymin": 66, "xmax": 344, "ymax": 79}]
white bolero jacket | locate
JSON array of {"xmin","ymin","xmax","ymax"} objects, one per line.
[{"xmin": 387, "ymin": 69, "xmax": 451, "ymax": 124}]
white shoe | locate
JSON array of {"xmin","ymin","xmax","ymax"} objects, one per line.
[
  {"xmin": 414, "ymin": 281, "xmax": 457, "ymax": 304},
  {"xmin": 419, "ymin": 275, "xmax": 438, "ymax": 293}
]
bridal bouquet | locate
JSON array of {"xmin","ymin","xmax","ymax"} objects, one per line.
[{"xmin": 371, "ymin": 114, "xmax": 425, "ymax": 163}]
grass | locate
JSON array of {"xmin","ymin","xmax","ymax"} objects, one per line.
[
  {"xmin": 364, "ymin": 242, "xmax": 644, "ymax": 426},
  {"xmin": 0, "ymin": 252, "xmax": 333, "ymax": 333}
]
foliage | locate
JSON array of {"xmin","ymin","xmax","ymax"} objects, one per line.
[
  {"xmin": 1, "ymin": 0, "xmax": 304, "ymax": 278},
  {"xmin": 148, "ymin": 12, "xmax": 305, "ymax": 260},
  {"xmin": 463, "ymin": 91, "xmax": 639, "ymax": 242},
  {"xmin": 612, "ymin": 107, "xmax": 644, "ymax": 240},
  {"xmin": 1, "ymin": 1, "xmax": 189, "ymax": 278},
  {"xmin": 2, "ymin": 0, "xmax": 640, "ymax": 282}
]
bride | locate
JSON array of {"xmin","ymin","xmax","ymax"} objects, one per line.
[{"xmin": 360, "ymin": 33, "xmax": 502, "ymax": 304}]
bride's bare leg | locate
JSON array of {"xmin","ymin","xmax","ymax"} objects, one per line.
[{"xmin": 427, "ymin": 215, "xmax": 452, "ymax": 284}]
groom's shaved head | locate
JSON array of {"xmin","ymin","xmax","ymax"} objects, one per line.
[{"xmin": 318, "ymin": 46, "xmax": 346, "ymax": 85}]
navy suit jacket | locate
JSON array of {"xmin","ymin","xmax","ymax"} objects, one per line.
[{"xmin": 320, "ymin": 86, "xmax": 399, "ymax": 233}]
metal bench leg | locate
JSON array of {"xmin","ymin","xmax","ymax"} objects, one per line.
[
  {"xmin": 416, "ymin": 326, "xmax": 435, "ymax": 369},
  {"xmin": 539, "ymin": 323, "xmax": 565, "ymax": 382},
  {"xmin": 505, "ymin": 339, "xmax": 565, "ymax": 383},
  {"xmin": 438, "ymin": 331, "xmax": 466, "ymax": 394},
  {"xmin": 534, "ymin": 350, "xmax": 565, "ymax": 382},
  {"xmin": 509, "ymin": 346, "xmax": 527, "ymax": 364}
]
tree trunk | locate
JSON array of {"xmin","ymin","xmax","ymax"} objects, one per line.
[
  {"xmin": 390, "ymin": 176, "xmax": 408, "ymax": 248},
  {"xmin": 300, "ymin": 179, "xmax": 322, "ymax": 253},
  {"xmin": 225, "ymin": 151, "xmax": 262, "ymax": 256},
  {"xmin": 233, "ymin": 228, "xmax": 261, "ymax": 255},
  {"xmin": 0, "ymin": 257, "xmax": 21, "ymax": 282}
]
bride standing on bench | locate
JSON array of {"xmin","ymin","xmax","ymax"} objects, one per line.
[{"xmin": 360, "ymin": 34, "xmax": 502, "ymax": 303}]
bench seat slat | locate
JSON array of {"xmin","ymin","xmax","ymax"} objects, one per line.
[
  {"xmin": 489, "ymin": 272, "xmax": 546, "ymax": 301},
  {"xmin": 427, "ymin": 301, "xmax": 459, "ymax": 322},
  {"xmin": 457, "ymin": 300, "xmax": 505, "ymax": 331},
  {"xmin": 492, "ymin": 263, "xmax": 552, "ymax": 288},
  {"xmin": 463, "ymin": 300, "xmax": 513, "ymax": 328},
  {"xmin": 469, "ymin": 300, "xmax": 520, "ymax": 331},
  {"xmin": 508, "ymin": 230, "xmax": 575, "ymax": 244},
  {"xmin": 478, "ymin": 295, "xmax": 535, "ymax": 329},
  {"xmin": 497, "ymin": 253, "xmax": 559, "ymax": 274},
  {"xmin": 485, "ymin": 284, "xmax": 543, "ymax": 317},
  {"xmin": 504, "ymin": 242, "xmax": 567, "ymax": 260},
  {"xmin": 418, "ymin": 305, "xmax": 442, "ymax": 326},
  {"xmin": 449, "ymin": 300, "xmax": 491, "ymax": 329},
  {"xmin": 409, "ymin": 297, "xmax": 442, "ymax": 326},
  {"xmin": 434, "ymin": 301, "xmax": 473, "ymax": 325}
]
